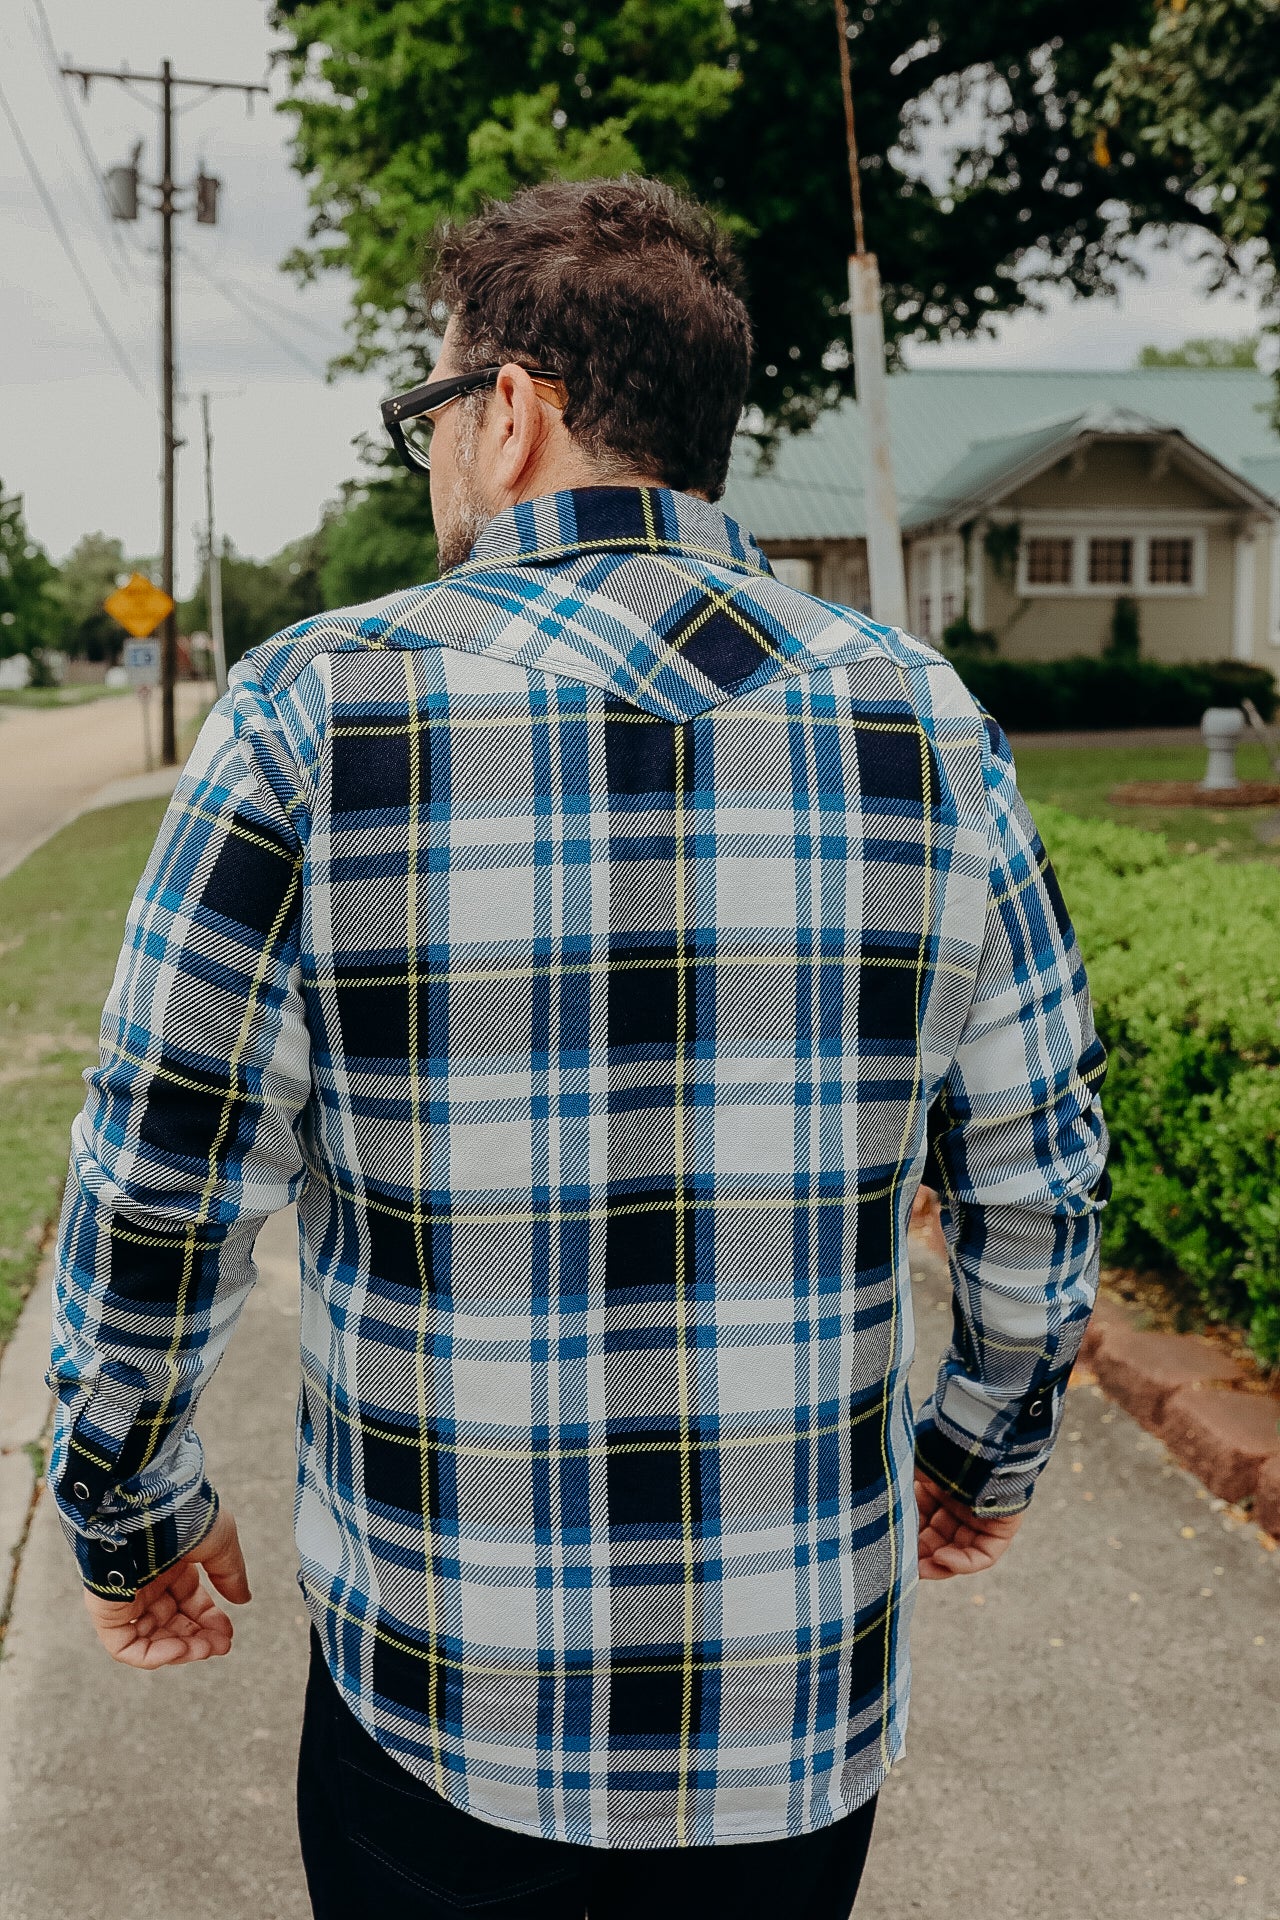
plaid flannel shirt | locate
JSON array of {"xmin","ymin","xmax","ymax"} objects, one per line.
[{"xmin": 50, "ymin": 487, "xmax": 1107, "ymax": 1849}]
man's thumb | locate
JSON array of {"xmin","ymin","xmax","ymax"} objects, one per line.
[{"xmin": 199, "ymin": 1512, "xmax": 252, "ymax": 1604}]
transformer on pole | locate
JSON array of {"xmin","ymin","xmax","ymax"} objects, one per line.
[{"xmin": 61, "ymin": 58, "xmax": 267, "ymax": 761}]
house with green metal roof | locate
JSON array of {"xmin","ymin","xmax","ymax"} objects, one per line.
[{"xmin": 720, "ymin": 369, "xmax": 1280, "ymax": 666}]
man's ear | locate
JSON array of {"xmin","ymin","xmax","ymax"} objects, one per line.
[{"xmin": 489, "ymin": 362, "xmax": 554, "ymax": 499}]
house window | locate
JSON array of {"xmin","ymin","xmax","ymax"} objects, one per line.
[
  {"xmin": 1148, "ymin": 537, "xmax": 1194, "ymax": 587},
  {"xmin": 1018, "ymin": 525, "xmax": 1206, "ymax": 596},
  {"xmin": 1025, "ymin": 537, "xmax": 1074, "ymax": 587},
  {"xmin": 1088, "ymin": 538, "xmax": 1133, "ymax": 586},
  {"xmin": 910, "ymin": 535, "xmax": 964, "ymax": 642}
]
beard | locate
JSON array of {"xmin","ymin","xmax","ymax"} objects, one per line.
[
  {"xmin": 434, "ymin": 405, "xmax": 494, "ymax": 573},
  {"xmin": 435, "ymin": 478, "xmax": 492, "ymax": 574}
]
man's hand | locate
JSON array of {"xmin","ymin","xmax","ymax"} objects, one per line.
[
  {"xmin": 914, "ymin": 1472, "xmax": 1024, "ymax": 1581},
  {"xmin": 82, "ymin": 1506, "xmax": 251, "ymax": 1668}
]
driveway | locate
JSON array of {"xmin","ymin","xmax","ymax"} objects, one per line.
[{"xmin": 0, "ymin": 684, "xmax": 213, "ymax": 881}]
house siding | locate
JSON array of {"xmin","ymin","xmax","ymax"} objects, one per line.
[
  {"xmin": 1009, "ymin": 441, "xmax": 1217, "ymax": 514},
  {"xmin": 982, "ymin": 528, "xmax": 1238, "ymax": 664},
  {"xmin": 973, "ymin": 440, "xmax": 1249, "ymax": 664}
]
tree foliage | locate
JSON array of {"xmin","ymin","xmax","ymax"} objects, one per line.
[
  {"xmin": 1094, "ymin": 0, "xmax": 1280, "ymax": 262},
  {"xmin": 1137, "ymin": 333, "xmax": 1260, "ymax": 368},
  {"xmin": 1094, "ymin": 0, "xmax": 1280, "ymax": 410},
  {"xmin": 319, "ymin": 470, "xmax": 436, "ymax": 608},
  {"xmin": 179, "ymin": 534, "xmax": 324, "ymax": 673},
  {"xmin": 271, "ymin": 0, "xmax": 1222, "ymax": 433},
  {"xmin": 178, "ymin": 469, "xmax": 436, "ymax": 668},
  {"xmin": 0, "ymin": 482, "xmax": 59, "ymax": 659},
  {"xmin": 53, "ymin": 533, "xmax": 158, "ymax": 661}
]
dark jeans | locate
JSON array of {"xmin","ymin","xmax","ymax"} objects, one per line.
[{"xmin": 298, "ymin": 1630, "xmax": 878, "ymax": 1919}]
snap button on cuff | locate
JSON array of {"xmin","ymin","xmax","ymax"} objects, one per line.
[
  {"xmin": 105, "ymin": 1569, "xmax": 127, "ymax": 1590},
  {"xmin": 73, "ymin": 1481, "xmax": 90, "ymax": 1501}
]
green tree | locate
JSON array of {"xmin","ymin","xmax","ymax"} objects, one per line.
[
  {"xmin": 1137, "ymin": 334, "xmax": 1260, "ymax": 369},
  {"xmin": 179, "ymin": 536, "xmax": 324, "ymax": 673},
  {"xmin": 320, "ymin": 470, "xmax": 436, "ymax": 607},
  {"xmin": 271, "ymin": 0, "xmax": 1205, "ymax": 433},
  {"xmin": 1095, "ymin": 0, "xmax": 1280, "ymax": 376},
  {"xmin": 0, "ymin": 482, "xmax": 59, "ymax": 660},
  {"xmin": 178, "ymin": 473, "xmax": 436, "ymax": 668}
]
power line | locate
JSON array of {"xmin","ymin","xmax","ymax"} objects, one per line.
[
  {"xmin": 214, "ymin": 266, "xmax": 337, "ymax": 343},
  {"xmin": 184, "ymin": 249, "xmax": 328, "ymax": 376},
  {"xmin": 0, "ymin": 70, "xmax": 148, "ymax": 397},
  {"xmin": 26, "ymin": 0, "xmax": 131, "ymax": 290},
  {"xmin": 57, "ymin": 55, "xmax": 270, "ymax": 767}
]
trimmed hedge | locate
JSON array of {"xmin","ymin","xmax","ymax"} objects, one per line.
[
  {"xmin": 945, "ymin": 654, "xmax": 1276, "ymax": 731},
  {"xmin": 1037, "ymin": 803, "xmax": 1280, "ymax": 1364}
]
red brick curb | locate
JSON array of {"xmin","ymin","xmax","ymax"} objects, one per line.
[
  {"xmin": 1080, "ymin": 1294, "xmax": 1280, "ymax": 1520},
  {"xmin": 1254, "ymin": 1454, "xmax": 1280, "ymax": 1540}
]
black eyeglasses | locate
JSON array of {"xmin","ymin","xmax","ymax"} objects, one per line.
[{"xmin": 380, "ymin": 365, "xmax": 567, "ymax": 473}]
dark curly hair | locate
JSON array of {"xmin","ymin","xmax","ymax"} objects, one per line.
[{"xmin": 425, "ymin": 176, "xmax": 752, "ymax": 500}]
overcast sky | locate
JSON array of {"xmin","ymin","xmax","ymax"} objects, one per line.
[{"xmin": 1, "ymin": 0, "xmax": 1268, "ymax": 593}]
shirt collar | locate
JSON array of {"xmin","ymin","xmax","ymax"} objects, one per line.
[{"xmin": 463, "ymin": 486, "xmax": 772, "ymax": 579}]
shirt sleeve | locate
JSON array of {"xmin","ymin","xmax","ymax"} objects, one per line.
[
  {"xmin": 46, "ymin": 666, "xmax": 313, "ymax": 1600},
  {"xmin": 913, "ymin": 718, "xmax": 1109, "ymax": 1516}
]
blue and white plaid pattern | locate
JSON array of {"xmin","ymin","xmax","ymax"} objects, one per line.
[{"xmin": 50, "ymin": 488, "xmax": 1107, "ymax": 1848}]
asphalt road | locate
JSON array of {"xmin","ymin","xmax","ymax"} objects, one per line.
[
  {"xmin": 0, "ymin": 683, "xmax": 212, "ymax": 881},
  {"xmin": 0, "ymin": 1216, "xmax": 1275, "ymax": 1919}
]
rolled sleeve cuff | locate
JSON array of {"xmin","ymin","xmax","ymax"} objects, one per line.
[
  {"xmin": 66, "ymin": 1482, "xmax": 220, "ymax": 1602},
  {"xmin": 914, "ymin": 1414, "xmax": 1046, "ymax": 1518}
]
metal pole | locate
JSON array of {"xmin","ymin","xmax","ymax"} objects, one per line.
[
  {"xmin": 159, "ymin": 58, "xmax": 178, "ymax": 764},
  {"xmin": 201, "ymin": 393, "xmax": 228, "ymax": 697},
  {"xmin": 832, "ymin": 0, "xmax": 908, "ymax": 631}
]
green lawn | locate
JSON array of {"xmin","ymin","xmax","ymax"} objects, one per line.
[
  {"xmin": 0, "ymin": 685, "xmax": 131, "ymax": 710},
  {"xmin": 1015, "ymin": 738, "xmax": 1279, "ymax": 865},
  {"xmin": 0, "ymin": 798, "xmax": 169, "ymax": 1348}
]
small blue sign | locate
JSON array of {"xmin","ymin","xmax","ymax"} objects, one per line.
[{"xmin": 123, "ymin": 640, "xmax": 161, "ymax": 687}]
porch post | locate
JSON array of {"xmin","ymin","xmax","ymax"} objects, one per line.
[
  {"xmin": 1232, "ymin": 524, "xmax": 1258, "ymax": 662},
  {"xmin": 966, "ymin": 520, "xmax": 986, "ymax": 632}
]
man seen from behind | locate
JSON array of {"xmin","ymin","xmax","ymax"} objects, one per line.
[{"xmin": 49, "ymin": 176, "xmax": 1108, "ymax": 1919}]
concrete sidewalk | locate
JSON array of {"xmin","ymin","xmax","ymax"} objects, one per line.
[
  {"xmin": 0, "ymin": 682, "xmax": 212, "ymax": 882},
  {"xmin": 0, "ymin": 1209, "xmax": 310, "ymax": 1920},
  {"xmin": 0, "ymin": 1214, "xmax": 1276, "ymax": 1919}
]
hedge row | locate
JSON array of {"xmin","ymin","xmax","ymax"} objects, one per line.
[
  {"xmin": 945, "ymin": 654, "xmax": 1276, "ymax": 731},
  {"xmin": 1037, "ymin": 802, "xmax": 1280, "ymax": 1364}
]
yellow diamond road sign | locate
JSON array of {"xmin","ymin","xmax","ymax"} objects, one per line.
[{"xmin": 103, "ymin": 572, "xmax": 175, "ymax": 639}]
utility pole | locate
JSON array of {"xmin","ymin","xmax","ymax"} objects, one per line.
[
  {"xmin": 201, "ymin": 394, "xmax": 228, "ymax": 697},
  {"xmin": 62, "ymin": 59, "xmax": 268, "ymax": 761},
  {"xmin": 832, "ymin": 0, "xmax": 908, "ymax": 631},
  {"xmin": 160, "ymin": 60, "xmax": 176, "ymax": 759}
]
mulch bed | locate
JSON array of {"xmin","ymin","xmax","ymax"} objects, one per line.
[
  {"xmin": 1110, "ymin": 780, "xmax": 1280, "ymax": 808},
  {"xmin": 1101, "ymin": 1268, "xmax": 1278, "ymax": 1396}
]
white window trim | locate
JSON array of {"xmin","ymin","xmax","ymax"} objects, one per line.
[
  {"xmin": 909, "ymin": 535, "xmax": 964, "ymax": 640},
  {"xmin": 1016, "ymin": 525, "xmax": 1207, "ymax": 599}
]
